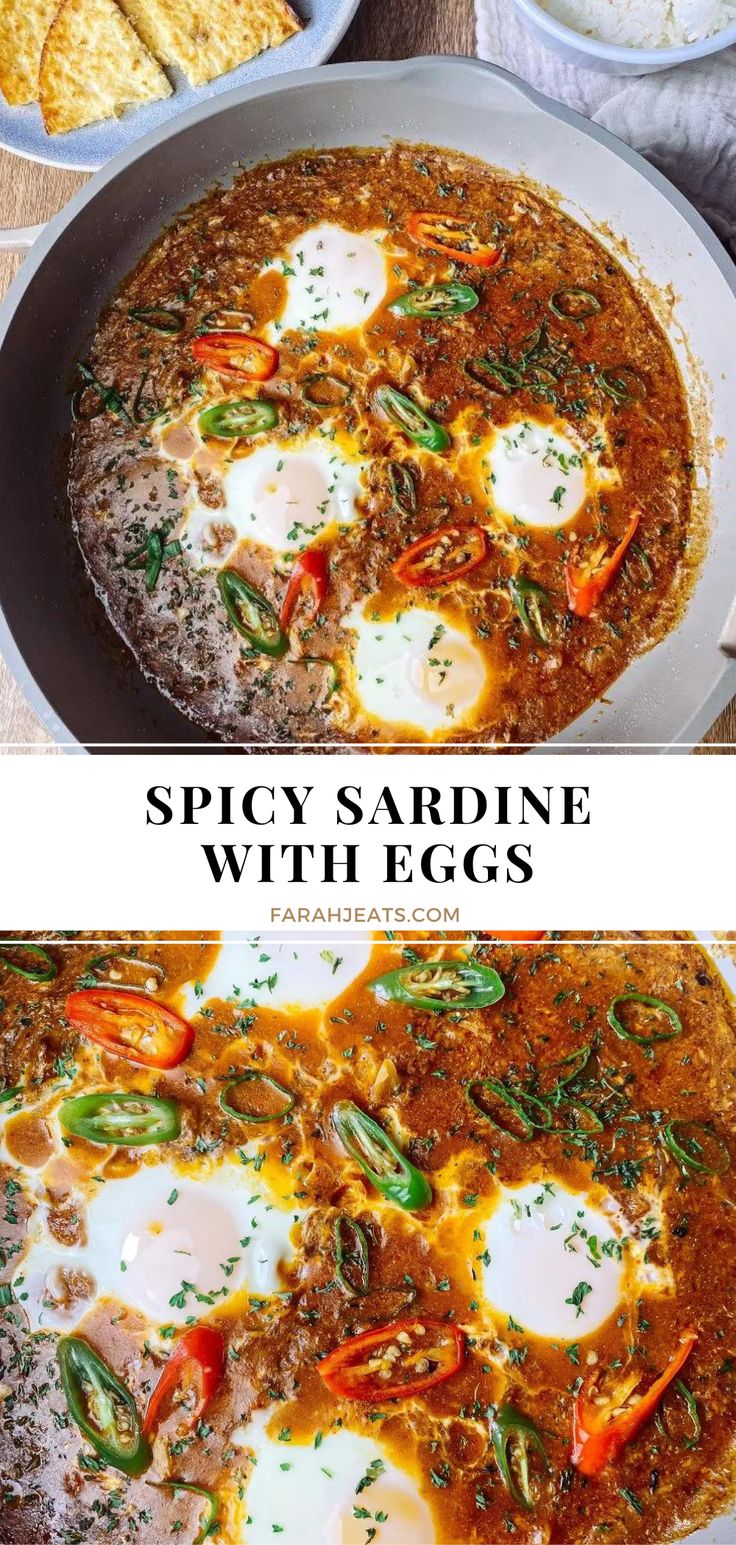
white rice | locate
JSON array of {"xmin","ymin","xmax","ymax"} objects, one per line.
[{"xmin": 537, "ymin": 0, "xmax": 736, "ymax": 47}]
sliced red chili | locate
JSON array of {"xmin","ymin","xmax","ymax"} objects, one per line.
[
  {"xmin": 391, "ymin": 523, "xmax": 488, "ymax": 587},
  {"xmin": 191, "ymin": 331, "xmax": 278, "ymax": 382},
  {"xmin": 143, "ymin": 1327, "xmax": 225, "ymax": 1440},
  {"xmin": 565, "ymin": 510, "xmax": 640, "ymax": 619},
  {"xmin": 280, "ymin": 550, "xmax": 329, "ymax": 632},
  {"xmin": 65, "ymin": 990, "xmax": 194, "ymax": 1070},
  {"xmin": 572, "ymin": 1329, "xmax": 696, "ymax": 1476},
  {"xmin": 318, "ymin": 1317, "xmax": 465, "ymax": 1401},
  {"xmin": 406, "ymin": 211, "xmax": 501, "ymax": 269}
]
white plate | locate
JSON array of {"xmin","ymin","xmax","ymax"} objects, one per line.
[{"xmin": 0, "ymin": 0, "xmax": 361, "ymax": 171}]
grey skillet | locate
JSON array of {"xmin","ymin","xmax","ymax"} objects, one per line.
[{"xmin": 0, "ymin": 56, "xmax": 734, "ymax": 750}]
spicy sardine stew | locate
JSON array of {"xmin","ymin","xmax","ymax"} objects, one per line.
[
  {"xmin": 1, "ymin": 932, "xmax": 735, "ymax": 1545},
  {"xmin": 69, "ymin": 145, "xmax": 699, "ymax": 746}
]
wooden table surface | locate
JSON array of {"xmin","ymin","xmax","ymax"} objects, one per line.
[{"xmin": 0, "ymin": 0, "xmax": 731, "ymax": 750}]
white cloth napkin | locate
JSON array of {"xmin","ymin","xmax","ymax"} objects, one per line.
[{"xmin": 475, "ymin": 0, "xmax": 736, "ymax": 256}]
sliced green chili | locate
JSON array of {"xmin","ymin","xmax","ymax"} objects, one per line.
[
  {"xmin": 148, "ymin": 1481, "xmax": 219, "ymax": 1545},
  {"xmin": 547, "ymin": 1094, "xmax": 604, "ymax": 1137},
  {"xmin": 59, "ymin": 1092, "xmax": 180, "ymax": 1146},
  {"xmin": 302, "ymin": 372, "xmax": 352, "ymax": 407},
  {"xmin": 334, "ymin": 1213, "xmax": 370, "ymax": 1296},
  {"xmin": 526, "ymin": 364, "xmax": 559, "ymax": 392},
  {"xmin": 510, "ymin": 575, "xmax": 552, "ymax": 643},
  {"xmin": 199, "ymin": 308, "xmax": 253, "ymax": 334},
  {"xmin": 217, "ymin": 569, "xmax": 288, "ymax": 658},
  {"xmin": 518, "ymin": 320, "xmax": 557, "ymax": 366},
  {"xmin": 663, "ymin": 1119, "xmax": 730, "ymax": 1176},
  {"xmin": 607, "ymin": 992, "xmax": 682, "ymax": 1046},
  {"xmin": 362, "ymin": 1283, "xmax": 418, "ymax": 1321},
  {"xmin": 128, "ymin": 306, "xmax": 184, "ymax": 335},
  {"xmin": 0, "ymin": 942, "xmax": 57, "ymax": 983},
  {"xmin": 369, "ymin": 961, "xmax": 505, "ymax": 1012},
  {"xmin": 465, "ymin": 358, "xmax": 523, "ymax": 395},
  {"xmin": 296, "ymin": 656, "xmax": 340, "ymax": 699},
  {"xmin": 57, "ymin": 1337, "xmax": 150, "ymax": 1476},
  {"xmin": 390, "ymin": 282, "xmax": 479, "ymax": 318},
  {"xmin": 387, "ymin": 460, "xmax": 417, "ymax": 515},
  {"xmin": 332, "ymin": 1099, "xmax": 432, "ymax": 1211},
  {"xmin": 466, "ymin": 1078, "xmax": 550, "ymax": 1141},
  {"xmin": 626, "ymin": 541, "xmax": 654, "ymax": 584},
  {"xmin": 125, "ymin": 528, "xmax": 181, "ymax": 593},
  {"xmin": 220, "ymin": 1070, "xmax": 295, "ymax": 1123},
  {"xmin": 491, "ymin": 1403, "xmax": 550, "ymax": 1509},
  {"xmin": 0, "ymin": 1086, "xmax": 22, "ymax": 1107},
  {"xmin": 73, "ymin": 362, "xmax": 133, "ymax": 425},
  {"xmin": 376, "ymin": 386, "xmax": 450, "ymax": 452},
  {"xmin": 145, "ymin": 531, "xmax": 165, "ymax": 591},
  {"xmin": 596, "ymin": 366, "xmax": 647, "ymax": 406},
  {"xmin": 549, "ymin": 288, "xmax": 601, "ymax": 321},
  {"xmin": 71, "ymin": 381, "xmax": 105, "ymax": 422},
  {"xmin": 672, "ymin": 1379, "xmax": 701, "ymax": 1449},
  {"xmin": 509, "ymin": 1092, "xmax": 555, "ymax": 1131},
  {"xmin": 657, "ymin": 1378, "xmax": 701, "ymax": 1450},
  {"xmin": 82, "ymin": 953, "xmax": 166, "ymax": 991},
  {"xmin": 551, "ymin": 1043, "xmax": 593, "ymax": 1087},
  {"xmin": 198, "ymin": 399, "xmax": 278, "ymax": 438},
  {"xmin": 132, "ymin": 371, "xmax": 166, "ymax": 427}
]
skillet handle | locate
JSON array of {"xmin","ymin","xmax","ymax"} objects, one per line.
[
  {"xmin": 0, "ymin": 222, "xmax": 46, "ymax": 250},
  {"xmin": 719, "ymin": 598, "xmax": 736, "ymax": 658}
]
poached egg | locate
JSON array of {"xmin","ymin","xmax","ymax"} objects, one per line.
[
  {"xmin": 343, "ymin": 603, "xmax": 487, "ymax": 736},
  {"xmin": 232, "ymin": 1407, "xmax": 435, "ymax": 1545},
  {"xmin": 476, "ymin": 416, "xmax": 591, "ymax": 529},
  {"xmin": 270, "ymin": 222, "xmax": 389, "ymax": 335},
  {"xmin": 180, "ymin": 938, "xmax": 373, "ymax": 1016},
  {"xmin": 478, "ymin": 1180, "xmax": 625, "ymax": 1339},
  {"xmin": 15, "ymin": 1156, "xmax": 301, "ymax": 1334},
  {"xmin": 180, "ymin": 431, "xmax": 368, "ymax": 569}
]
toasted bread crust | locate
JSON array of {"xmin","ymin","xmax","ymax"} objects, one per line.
[
  {"xmin": 39, "ymin": 0, "xmax": 171, "ymax": 134},
  {"xmin": 117, "ymin": 0, "xmax": 302, "ymax": 87}
]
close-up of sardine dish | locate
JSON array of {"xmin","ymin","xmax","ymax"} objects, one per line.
[
  {"xmin": 69, "ymin": 143, "xmax": 700, "ymax": 746},
  {"xmin": 2, "ymin": 931, "xmax": 736, "ymax": 1545}
]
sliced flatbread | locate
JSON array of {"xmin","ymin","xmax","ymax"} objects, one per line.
[
  {"xmin": 39, "ymin": 0, "xmax": 171, "ymax": 134},
  {"xmin": 0, "ymin": 0, "xmax": 58, "ymax": 106},
  {"xmin": 118, "ymin": 0, "xmax": 301, "ymax": 87}
]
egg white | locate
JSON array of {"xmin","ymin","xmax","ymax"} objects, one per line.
[
  {"xmin": 344, "ymin": 603, "xmax": 487, "ymax": 735},
  {"xmin": 15, "ymin": 1157, "xmax": 302, "ymax": 1333},
  {"xmin": 269, "ymin": 222, "xmax": 389, "ymax": 335},
  {"xmin": 180, "ymin": 432, "xmax": 368, "ymax": 568},
  {"xmin": 180, "ymin": 938, "xmax": 373, "ymax": 1016},
  {"xmin": 479, "ymin": 1179, "xmax": 625, "ymax": 1339},
  {"xmin": 232, "ymin": 1406, "xmax": 436, "ymax": 1545},
  {"xmin": 477, "ymin": 416, "xmax": 589, "ymax": 529}
]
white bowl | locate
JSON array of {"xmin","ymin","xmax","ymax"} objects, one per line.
[{"xmin": 513, "ymin": 0, "xmax": 736, "ymax": 73}]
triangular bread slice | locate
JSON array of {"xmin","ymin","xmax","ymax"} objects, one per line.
[
  {"xmin": 0, "ymin": 0, "xmax": 58, "ymax": 106},
  {"xmin": 117, "ymin": 0, "xmax": 301, "ymax": 87},
  {"xmin": 39, "ymin": 0, "xmax": 171, "ymax": 134}
]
